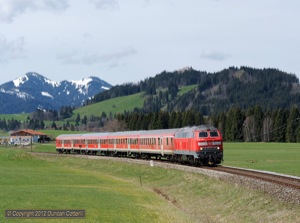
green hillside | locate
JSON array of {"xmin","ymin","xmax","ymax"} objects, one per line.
[
  {"xmin": 71, "ymin": 85, "xmax": 197, "ymax": 120},
  {"xmin": 72, "ymin": 92, "xmax": 145, "ymax": 119},
  {"xmin": 0, "ymin": 113, "xmax": 29, "ymax": 121}
]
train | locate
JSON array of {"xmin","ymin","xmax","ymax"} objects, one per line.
[{"xmin": 56, "ymin": 125, "xmax": 223, "ymax": 165}]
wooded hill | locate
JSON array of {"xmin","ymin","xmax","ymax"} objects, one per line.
[{"xmin": 85, "ymin": 66, "xmax": 300, "ymax": 115}]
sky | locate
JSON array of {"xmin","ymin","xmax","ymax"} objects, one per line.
[{"xmin": 0, "ymin": 0, "xmax": 299, "ymax": 86}]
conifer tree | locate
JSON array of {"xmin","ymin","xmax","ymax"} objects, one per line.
[{"xmin": 286, "ymin": 106, "xmax": 300, "ymax": 142}]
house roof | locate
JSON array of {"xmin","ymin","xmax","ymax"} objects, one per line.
[{"xmin": 11, "ymin": 129, "xmax": 47, "ymax": 136}]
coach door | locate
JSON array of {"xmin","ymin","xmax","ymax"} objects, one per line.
[{"xmin": 160, "ymin": 137, "xmax": 164, "ymax": 156}]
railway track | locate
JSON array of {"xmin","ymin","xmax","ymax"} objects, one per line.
[{"xmin": 204, "ymin": 166, "xmax": 300, "ymax": 190}]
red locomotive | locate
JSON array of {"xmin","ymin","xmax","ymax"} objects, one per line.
[{"xmin": 56, "ymin": 125, "xmax": 223, "ymax": 165}]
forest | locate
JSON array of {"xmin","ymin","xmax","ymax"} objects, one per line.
[{"xmin": 115, "ymin": 106, "xmax": 300, "ymax": 143}]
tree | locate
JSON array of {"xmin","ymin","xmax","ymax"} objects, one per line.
[
  {"xmin": 156, "ymin": 111, "xmax": 169, "ymax": 129},
  {"xmin": 75, "ymin": 113, "xmax": 81, "ymax": 126},
  {"xmin": 252, "ymin": 105, "xmax": 264, "ymax": 141},
  {"xmin": 81, "ymin": 115, "xmax": 88, "ymax": 125},
  {"xmin": 262, "ymin": 115, "xmax": 273, "ymax": 142},
  {"xmin": 286, "ymin": 107, "xmax": 300, "ymax": 142},
  {"xmin": 173, "ymin": 112, "xmax": 182, "ymax": 128},
  {"xmin": 70, "ymin": 124, "xmax": 75, "ymax": 131},
  {"xmin": 243, "ymin": 116, "xmax": 255, "ymax": 142},
  {"xmin": 194, "ymin": 111, "xmax": 204, "ymax": 125},
  {"xmin": 225, "ymin": 107, "xmax": 245, "ymax": 141},
  {"xmin": 149, "ymin": 112, "xmax": 159, "ymax": 130},
  {"xmin": 51, "ymin": 121, "xmax": 57, "ymax": 130},
  {"xmin": 273, "ymin": 109, "xmax": 288, "ymax": 142}
]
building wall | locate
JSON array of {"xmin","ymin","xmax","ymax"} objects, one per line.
[{"xmin": 10, "ymin": 136, "xmax": 33, "ymax": 145}]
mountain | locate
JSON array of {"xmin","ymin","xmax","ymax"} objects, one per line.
[{"xmin": 0, "ymin": 72, "xmax": 112, "ymax": 114}]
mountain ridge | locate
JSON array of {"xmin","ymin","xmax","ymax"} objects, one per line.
[{"xmin": 0, "ymin": 72, "xmax": 112, "ymax": 114}]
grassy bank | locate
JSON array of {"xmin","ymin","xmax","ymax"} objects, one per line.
[
  {"xmin": 0, "ymin": 149, "xmax": 184, "ymax": 223},
  {"xmin": 1, "ymin": 148, "xmax": 299, "ymax": 222}
]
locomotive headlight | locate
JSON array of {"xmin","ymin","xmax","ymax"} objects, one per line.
[{"xmin": 198, "ymin": 142, "xmax": 208, "ymax": 146}]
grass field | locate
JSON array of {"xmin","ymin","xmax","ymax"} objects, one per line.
[
  {"xmin": 223, "ymin": 142, "xmax": 300, "ymax": 177},
  {"xmin": 1, "ymin": 148, "xmax": 299, "ymax": 223}
]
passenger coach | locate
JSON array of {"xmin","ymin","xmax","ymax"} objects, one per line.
[{"xmin": 56, "ymin": 125, "xmax": 223, "ymax": 165}]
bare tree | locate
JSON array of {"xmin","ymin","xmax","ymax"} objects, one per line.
[
  {"xmin": 243, "ymin": 116, "xmax": 256, "ymax": 142},
  {"xmin": 262, "ymin": 116, "xmax": 273, "ymax": 142}
]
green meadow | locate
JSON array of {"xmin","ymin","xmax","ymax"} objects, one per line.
[
  {"xmin": 223, "ymin": 142, "xmax": 300, "ymax": 177},
  {"xmin": 1, "ymin": 148, "xmax": 299, "ymax": 223}
]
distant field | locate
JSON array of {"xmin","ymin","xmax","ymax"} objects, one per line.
[
  {"xmin": 0, "ymin": 148, "xmax": 299, "ymax": 222},
  {"xmin": 40, "ymin": 130, "xmax": 88, "ymax": 139},
  {"xmin": 0, "ymin": 113, "xmax": 29, "ymax": 121},
  {"xmin": 177, "ymin": 84, "xmax": 197, "ymax": 96},
  {"xmin": 223, "ymin": 142, "xmax": 300, "ymax": 177}
]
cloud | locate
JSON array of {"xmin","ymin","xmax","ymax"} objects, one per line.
[
  {"xmin": 200, "ymin": 49, "xmax": 228, "ymax": 61},
  {"xmin": 58, "ymin": 47, "xmax": 137, "ymax": 65},
  {"xmin": 0, "ymin": 0, "xmax": 69, "ymax": 23},
  {"xmin": 89, "ymin": 0, "xmax": 119, "ymax": 10},
  {"xmin": 0, "ymin": 35, "xmax": 25, "ymax": 62}
]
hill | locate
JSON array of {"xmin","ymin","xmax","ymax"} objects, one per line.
[{"xmin": 86, "ymin": 66, "xmax": 300, "ymax": 115}]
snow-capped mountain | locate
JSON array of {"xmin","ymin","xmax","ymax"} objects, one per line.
[{"xmin": 0, "ymin": 72, "xmax": 112, "ymax": 114}]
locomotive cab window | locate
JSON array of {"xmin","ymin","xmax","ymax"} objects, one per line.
[
  {"xmin": 210, "ymin": 131, "xmax": 219, "ymax": 137},
  {"xmin": 199, "ymin": 132, "xmax": 208, "ymax": 138}
]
